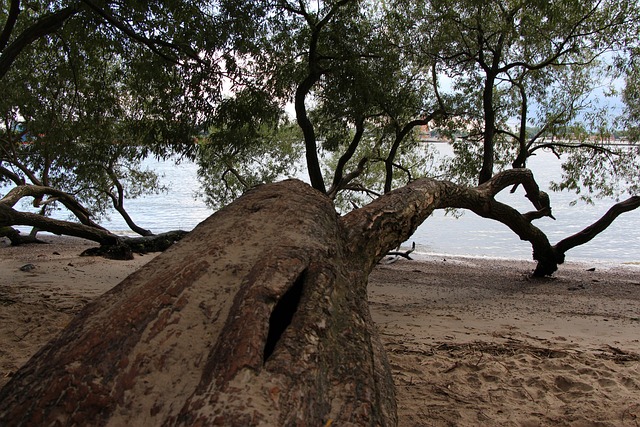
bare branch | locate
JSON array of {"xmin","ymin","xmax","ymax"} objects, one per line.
[{"xmin": 554, "ymin": 196, "xmax": 640, "ymax": 255}]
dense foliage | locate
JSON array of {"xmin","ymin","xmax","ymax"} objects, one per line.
[
  {"xmin": 0, "ymin": 0, "xmax": 229, "ymax": 234},
  {"xmin": 0, "ymin": 0, "xmax": 639, "ymax": 240}
]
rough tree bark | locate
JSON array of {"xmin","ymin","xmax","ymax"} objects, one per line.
[
  {"xmin": 0, "ymin": 176, "xmax": 476, "ymax": 425},
  {"xmin": 0, "ymin": 174, "xmax": 636, "ymax": 425},
  {"xmin": 0, "ymin": 179, "xmax": 402, "ymax": 426}
]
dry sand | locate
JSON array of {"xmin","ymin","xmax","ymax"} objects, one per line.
[
  {"xmin": 1, "ymin": 236, "xmax": 640, "ymax": 426},
  {"xmin": 371, "ymin": 256, "xmax": 640, "ymax": 426}
]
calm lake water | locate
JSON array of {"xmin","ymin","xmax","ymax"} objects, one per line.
[{"xmin": 4, "ymin": 149, "xmax": 640, "ymax": 264}]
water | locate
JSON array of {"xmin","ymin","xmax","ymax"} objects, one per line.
[
  {"xmin": 98, "ymin": 159, "xmax": 212, "ymax": 234},
  {"xmin": 415, "ymin": 149, "xmax": 640, "ymax": 263},
  {"xmin": 3, "ymin": 152, "xmax": 639, "ymax": 264}
]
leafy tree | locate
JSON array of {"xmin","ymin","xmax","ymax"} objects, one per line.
[
  {"xmin": 238, "ymin": 0, "xmax": 449, "ymax": 202},
  {"xmin": 196, "ymin": 89, "xmax": 304, "ymax": 208},
  {"xmin": 421, "ymin": 0, "xmax": 637, "ymax": 186},
  {"xmin": 187, "ymin": 0, "xmax": 640, "ymax": 275},
  {"xmin": 623, "ymin": 49, "xmax": 640, "ymax": 141},
  {"xmin": 0, "ymin": 0, "xmax": 636, "ymax": 265},
  {"xmin": 0, "ymin": 0, "xmax": 225, "ymax": 245}
]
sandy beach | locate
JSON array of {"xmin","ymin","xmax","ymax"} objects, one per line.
[{"xmin": 1, "ymin": 236, "xmax": 639, "ymax": 426}]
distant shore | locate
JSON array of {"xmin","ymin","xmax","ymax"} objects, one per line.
[{"xmin": 2, "ymin": 236, "xmax": 640, "ymax": 426}]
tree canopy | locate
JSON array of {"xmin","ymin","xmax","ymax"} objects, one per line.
[
  {"xmin": 0, "ymin": 0, "xmax": 639, "ymax": 269},
  {"xmin": 0, "ymin": 0, "xmax": 223, "ymax": 241}
]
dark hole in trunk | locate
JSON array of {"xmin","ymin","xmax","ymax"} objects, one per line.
[{"xmin": 263, "ymin": 270, "xmax": 306, "ymax": 363}]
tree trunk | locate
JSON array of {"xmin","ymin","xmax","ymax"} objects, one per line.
[
  {"xmin": 479, "ymin": 73, "xmax": 497, "ymax": 184},
  {"xmin": 0, "ymin": 179, "xmax": 399, "ymax": 426}
]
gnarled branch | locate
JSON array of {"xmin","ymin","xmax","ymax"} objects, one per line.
[{"xmin": 554, "ymin": 196, "xmax": 640, "ymax": 255}]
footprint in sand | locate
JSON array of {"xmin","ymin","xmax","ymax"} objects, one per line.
[
  {"xmin": 621, "ymin": 376, "xmax": 640, "ymax": 391},
  {"xmin": 554, "ymin": 375, "xmax": 594, "ymax": 392},
  {"xmin": 597, "ymin": 378, "xmax": 618, "ymax": 388}
]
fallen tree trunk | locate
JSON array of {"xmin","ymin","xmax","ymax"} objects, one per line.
[
  {"xmin": 0, "ymin": 174, "xmax": 526, "ymax": 425},
  {"xmin": 0, "ymin": 175, "xmax": 478, "ymax": 424},
  {"xmin": 0, "ymin": 179, "xmax": 402, "ymax": 426}
]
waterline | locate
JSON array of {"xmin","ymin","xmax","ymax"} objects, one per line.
[{"xmin": 3, "ymin": 154, "xmax": 638, "ymax": 264}]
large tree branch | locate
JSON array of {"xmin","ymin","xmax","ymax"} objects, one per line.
[
  {"xmin": 0, "ymin": 0, "xmax": 21, "ymax": 52},
  {"xmin": 0, "ymin": 203, "xmax": 118, "ymax": 245},
  {"xmin": 0, "ymin": 165, "xmax": 24, "ymax": 185},
  {"xmin": 554, "ymin": 196, "xmax": 640, "ymax": 255},
  {"xmin": 1, "ymin": 184, "xmax": 186, "ymax": 254},
  {"xmin": 0, "ymin": 4, "xmax": 79, "ymax": 80},
  {"xmin": 292, "ymin": 0, "xmax": 355, "ymax": 194},
  {"xmin": 102, "ymin": 164, "xmax": 153, "ymax": 236},
  {"xmin": 294, "ymin": 72, "xmax": 326, "ymax": 193},
  {"xmin": 341, "ymin": 177, "xmax": 459, "ymax": 273},
  {"xmin": 383, "ymin": 109, "xmax": 445, "ymax": 194},
  {"xmin": 2, "ymin": 184, "xmax": 105, "ymax": 229},
  {"xmin": 343, "ymin": 169, "xmax": 560, "ymax": 275}
]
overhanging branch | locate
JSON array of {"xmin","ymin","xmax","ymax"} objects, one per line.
[
  {"xmin": 0, "ymin": 4, "xmax": 79, "ymax": 80},
  {"xmin": 554, "ymin": 196, "xmax": 640, "ymax": 255}
]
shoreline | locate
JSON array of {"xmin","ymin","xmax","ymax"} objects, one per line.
[
  {"xmin": 2, "ymin": 236, "xmax": 640, "ymax": 426},
  {"xmin": 9, "ymin": 228, "xmax": 640, "ymax": 266},
  {"xmin": 387, "ymin": 249, "xmax": 640, "ymax": 271}
]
